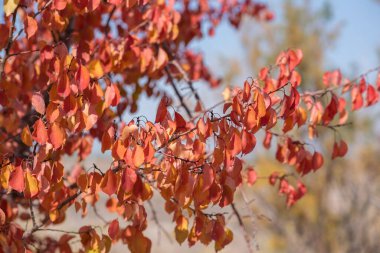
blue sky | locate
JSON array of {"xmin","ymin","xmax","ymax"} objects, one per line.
[{"xmin": 198, "ymin": 0, "xmax": 380, "ymax": 76}]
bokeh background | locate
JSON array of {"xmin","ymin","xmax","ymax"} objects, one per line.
[{"xmin": 9, "ymin": 0, "xmax": 380, "ymax": 252}]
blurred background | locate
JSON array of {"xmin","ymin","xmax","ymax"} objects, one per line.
[{"xmin": 44, "ymin": 0, "xmax": 380, "ymax": 252}]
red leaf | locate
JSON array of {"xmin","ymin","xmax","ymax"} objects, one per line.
[
  {"xmin": 174, "ymin": 112, "xmax": 186, "ymax": 129},
  {"xmin": 32, "ymin": 119, "xmax": 48, "ymax": 145},
  {"xmin": 338, "ymin": 140, "xmax": 348, "ymax": 157},
  {"xmin": 155, "ymin": 97, "xmax": 167, "ymax": 123},
  {"xmin": 263, "ymin": 131, "xmax": 272, "ymax": 149},
  {"xmin": 288, "ymin": 49, "xmax": 303, "ymax": 71},
  {"xmin": 108, "ymin": 219, "xmax": 119, "ymax": 240},
  {"xmin": 366, "ymin": 85, "xmax": 379, "ymax": 106},
  {"xmin": 241, "ymin": 130, "xmax": 256, "ymax": 154},
  {"xmin": 31, "ymin": 92, "xmax": 45, "ymax": 115},
  {"xmin": 351, "ymin": 85, "xmax": 363, "ymax": 111},
  {"xmin": 9, "ymin": 166, "xmax": 25, "ymax": 193},
  {"xmin": 312, "ymin": 152, "xmax": 324, "ymax": 171}
]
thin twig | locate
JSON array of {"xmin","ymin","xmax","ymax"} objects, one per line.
[
  {"xmin": 29, "ymin": 199, "xmax": 37, "ymax": 228},
  {"xmin": 231, "ymin": 202, "xmax": 254, "ymax": 253},
  {"xmin": 164, "ymin": 66, "xmax": 193, "ymax": 118}
]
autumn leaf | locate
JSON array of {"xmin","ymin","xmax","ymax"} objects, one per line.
[
  {"xmin": 31, "ymin": 92, "xmax": 45, "ymax": 115},
  {"xmin": 24, "ymin": 16, "xmax": 38, "ymax": 39},
  {"xmin": 4, "ymin": 0, "xmax": 19, "ymax": 17},
  {"xmin": 155, "ymin": 96, "xmax": 167, "ymax": 123},
  {"xmin": 88, "ymin": 60, "xmax": 104, "ymax": 79},
  {"xmin": 49, "ymin": 123, "xmax": 66, "ymax": 149},
  {"xmin": 175, "ymin": 215, "xmax": 189, "ymax": 245},
  {"xmin": 108, "ymin": 219, "xmax": 119, "ymax": 240},
  {"xmin": 57, "ymin": 72, "xmax": 71, "ymax": 98},
  {"xmin": 21, "ymin": 126, "xmax": 33, "ymax": 146},
  {"xmin": 24, "ymin": 170, "xmax": 39, "ymax": 198},
  {"xmin": 101, "ymin": 170, "xmax": 118, "ymax": 196},
  {"xmin": 0, "ymin": 208, "xmax": 5, "ymax": 225},
  {"xmin": 76, "ymin": 65, "xmax": 90, "ymax": 92},
  {"xmin": 0, "ymin": 164, "xmax": 12, "ymax": 189},
  {"xmin": 9, "ymin": 166, "xmax": 25, "ymax": 193},
  {"xmin": 77, "ymin": 173, "xmax": 88, "ymax": 192},
  {"xmin": 32, "ymin": 119, "xmax": 48, "ymax": 144},
  {"xmin": 132, "ymin": 145, "xmax": 145, "ymax": 168}
]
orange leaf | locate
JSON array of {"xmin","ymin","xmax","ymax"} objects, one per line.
[
  {"xmin": 24, "ymin": 16, "xmax": 37, "ymax": 39},
  {"xmin": 77, "ymin": 173, "xmax": 88, "ymax": 192},
  {"xmin": 112, "ymin": 140, "xmax": 127, "ymax": 160},
  {"xmin": 255, "ymin": 92, "xmax": 266, "ymax": 119},
  {"xmin": 21, "ymin": 126, "xmax": 33, "ymax": 146},
  {"xmin": 101, "ymin": 170, "xmax": 118, "ymax": 196},
  {"xmin": 32, "ymin": 119, "xmax": 48, "ymax": 144},
  {"xmin": 200, "ymin": 164, "xmax": 214, "ymax": 193},
  {"xmin": 133, "ymin": 145, "xmax": 144, "ymax": 168},
  {"xmin": 9, "ymin": 166, "xmax": 25, "ymax": 193},
  {"xmin": 49, "ymin": 122, "xmax": 65, "ymax": 149}
]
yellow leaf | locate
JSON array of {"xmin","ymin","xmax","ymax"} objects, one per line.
[
  {"xmin": 4, "ymin": 0, "xmax": 19, "ymax": 17},
  {"xmin": 88, "ymin": 60, "xmax": 104, "ymax": 79},
  {"xmin": 0, "ymin": 164, "xmax": 12, "ymax": 189},
  {"xmin": 175, "ymin": 215, "xmax": 188, "ymax": 244},
  {"xmin": 49, "ymin": 209, "xmax": 59, "ymax": 222},
  {"xmin": 24, "ymin": 170, "xmax": 39, "ymax": 198}
]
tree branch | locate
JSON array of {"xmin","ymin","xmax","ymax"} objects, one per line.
[{"xmin": 164, "ymin": 66, "xmax": 193, "ymax": 118}]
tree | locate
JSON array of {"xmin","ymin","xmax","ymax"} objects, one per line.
[
  {"xmin": 227, "ymin": 2, "xmax": 380, "ymax": 252},
  {"xmin": 0, "ymin": 1, "xmax": 378, "ymax": 252}
]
